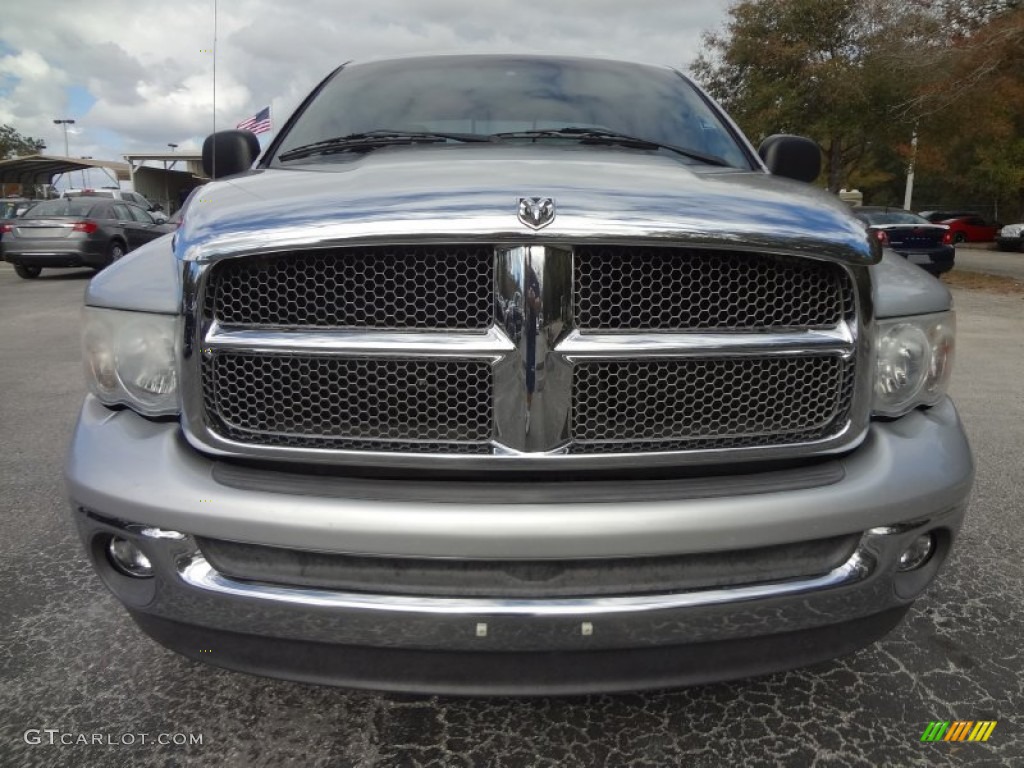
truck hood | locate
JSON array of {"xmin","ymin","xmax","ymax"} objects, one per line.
[{"xmin": 175, "ymin": 144, "xmax": 877, "ymax": 265}]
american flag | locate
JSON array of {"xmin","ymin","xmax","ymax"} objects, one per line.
[{"xmin": 236, "ymin": 106, "xmax": 271, "ymax": 134}]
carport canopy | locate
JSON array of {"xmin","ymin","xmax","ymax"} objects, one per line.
[{"xmin": 0, "ymin": 154, "xmax": 130, "ymax": 185}]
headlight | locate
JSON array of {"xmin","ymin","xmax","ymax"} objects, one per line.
[
  {"xmin": 873, "ymin": 312, "xmax": 955, "ymax": 417},
  {"xmin": 82, "ymin": 307, "xmax": 180, "ymax": 416}
]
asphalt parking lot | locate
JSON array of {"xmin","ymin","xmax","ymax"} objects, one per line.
[
  {"xmin": 1, "ymin": 259, "xmax": 1022, "ymax": 767},
  {"xmin": 954, "ymin": 243, "xmax": 1024, "ymax": 281}
]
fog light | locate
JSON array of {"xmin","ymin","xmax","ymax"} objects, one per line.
[
  {"xmin": 897, "ymin": 533, "xmax": 936, "ymax": 572},
  {"xmin": 106, "ymin": 537, "xmax": 154, "ymax": 578}
]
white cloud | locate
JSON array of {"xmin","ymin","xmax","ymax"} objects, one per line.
[
  {"xmin": 0, "ymin": 49, "xmax": 56, "ymax": 80},
  {"xmin": 0, "ymin": 0, "xmax": 732, "ymax": 161},
  {"xmin": 0, "ymin": 49, "xmax": 69, "ymax": 143}
]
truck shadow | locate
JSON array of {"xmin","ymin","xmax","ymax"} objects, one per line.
[{"xmin": 33, "ymin": 269, "xmax": 95, "ymax": 281}]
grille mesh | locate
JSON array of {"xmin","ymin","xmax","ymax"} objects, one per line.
[
  {"xmin": 572, "ymin": 356, "xmax": 853, "ymax": 452},
  {"xmin": 195, "ymin": 244, "xmax": 862, "ymax": 461},
  {"xmin": 205, "ymin": 246, "xmax": 493, "ymax": 329},
  {"xmin": 202, "ymin": 355, "xmax": 492, "ymax": 450},
  {"xmin": 575, "ymin": 246, "xmax": 851, "ymax": 330}
]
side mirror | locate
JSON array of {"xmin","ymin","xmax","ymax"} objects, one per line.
[
  {"xmin": 757, "ymin": 134, "xmax": 821, "ymax": 183},
  {"xmin": 151, "ymin": 211, "xmax": 169, "ymax": 224},
  {"xmin": 202, "ymin": 130, "xmax": 260, "ymax": 179}
]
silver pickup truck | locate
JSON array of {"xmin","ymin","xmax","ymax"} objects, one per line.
[{"xmin": 65, "ymin": 54, "xmax": 973, "ymax": 695}]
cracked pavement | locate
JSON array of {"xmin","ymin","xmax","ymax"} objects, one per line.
[{"xmin": 0, "ymin": 262, "xmax": 1020, "ymax": 767}]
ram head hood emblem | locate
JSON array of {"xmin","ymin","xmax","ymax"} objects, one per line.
[{"xmin": 517, "ymin": 197, "xmax": 556, "ymax": 230}]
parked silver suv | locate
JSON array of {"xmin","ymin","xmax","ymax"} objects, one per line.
[
  {"xmin": 65, "ymin": 55, "xmax": 973, "ymax": 694},
  {"xmin": 62, "ymin": 188, "xmax": 168, "ymax": 222}
]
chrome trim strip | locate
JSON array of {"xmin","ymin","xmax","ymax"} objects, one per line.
[
  {"xmin": 178, "ymin": 550, "xmax": 872, "ymax": 617},
  {"xmin": 560, "ymin": 325, "xmax": 855, "ymax": 360},
  {"xmin": 867, "ymin": 520, "xmax": 931, "ymax": 536},
  {"xmin": 204, "ymin": 324, "xmax": 514, "ymax": 359},
  {"xmin": 178, "ymin": 226, "xmax": 879, "ymax": 267},
  {"xmin": 181, "ymin": 421, "xmax": 868, "ymax": 469},
  {"xmin": 139, "ymin": 527, "xmax": 187, "ymax": 540},
  {"xmin": 493, "ymin": 245, "xmax": 574, "ymax": 451}
]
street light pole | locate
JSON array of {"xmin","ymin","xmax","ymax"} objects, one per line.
[
  {"xmin": 164, "ymin": 144, "xmax": 180, "ymax": 211},
  {"xmin": 79, "ymin": 156, "xmax": 93, "ymax": 188},
  {"xmin": 53, "ymin": 119, "xmax": 75, "ymax": 157},
  {"xmin": 53, "ymin": 119, "xmax": 76, "ymax": 192}
]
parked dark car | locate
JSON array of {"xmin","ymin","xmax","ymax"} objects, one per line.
[
  {"xmin": 853, "ymin": 207, "xmax": 954, "ymax": 275},
  {"xmin": 1, "ymin": 197, "xmax": 175, "ymax": 279}
]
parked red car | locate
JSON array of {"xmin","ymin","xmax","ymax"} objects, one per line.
[{"xmin": 941, "ymin": 215, "xmax": 999, "ymax": 243}]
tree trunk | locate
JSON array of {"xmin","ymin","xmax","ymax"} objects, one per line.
[{"xmin": 827, "ymin": 139, "xmax": 843, "ymax": 193}]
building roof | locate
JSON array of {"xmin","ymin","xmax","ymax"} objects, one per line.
[
  {"xmin": 123, "ymin": 152, "xmax": 202, "ymax": 163},
  {"xmin": 0, "ymin": 154, "xmax": 131, "ymax": 184}
]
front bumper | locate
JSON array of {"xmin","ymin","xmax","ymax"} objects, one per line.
[{"xmin": 66, "ymin": 397, "xmax": 973, "ymax": 694}]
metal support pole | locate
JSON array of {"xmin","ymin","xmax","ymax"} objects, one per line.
[
  {"xmin": 903, "ymin": 129, "xmax": 918, "ymax": 211},
  {"xmin": 53, "ymin": 119, "xmax": 75, "ymax": 157}
]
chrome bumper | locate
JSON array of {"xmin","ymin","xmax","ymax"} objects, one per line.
[
  {"xmin": 73, "ymin": 503, "xmax": 965, "ymax": 655},
  {"xmin": 66, "ymin": 395, "xmax": 972, "ymax": 691}
]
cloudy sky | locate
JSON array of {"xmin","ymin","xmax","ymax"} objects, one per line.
[{"xmin": 0, "ymin": 0, "xmax": 732, "ymax": 172}]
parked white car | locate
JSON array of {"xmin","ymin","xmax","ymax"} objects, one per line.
[
  {"xmin": 996, "ymin": 223, "xmax": 1023, "ymax": 252},
  {"xmin": 62, "ymin": 188, "xmax": 168, "ymax": 223}
]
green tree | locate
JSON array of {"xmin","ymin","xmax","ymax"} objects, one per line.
[
  {"xmin": 692, "ymin": 0, "xmax": 942, "ymax": 192},
  {"xmin": 0, "ymin": 124, "xmax": 46, "ymax": 160},
  {"xmin": 911, "ymin": 6, "xmax": 1024, "ymax": 218}
]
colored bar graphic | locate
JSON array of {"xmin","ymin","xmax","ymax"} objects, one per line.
[
  {"xmin": 921, "ymin": 722, "xmax": 950, "ymax": 742},
  {"xmin": 945, "ymin": 721, "xmax": 972, "ymax": 741},
  {"xmin": 922, "ymin": 721, "xmax": 997, "ymax": 742},
  {"xmin": 971, "ymin": 722, "xmax": 998, "ymax": 742}
]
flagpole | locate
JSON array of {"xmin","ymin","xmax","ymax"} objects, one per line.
[{"xmin": 212, "ymin": 0, "xmax": 217, "ymax": 176}]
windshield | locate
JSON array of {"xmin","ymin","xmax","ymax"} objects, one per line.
[
  {"xmin": 859, "ymin": 210, "xmax": 931, "ymax": 226},
  {"xmin": 24, "ymin": 199, "xmax": 98, "ymax": 217},
  {"xmin": 273, "ymin": 56, "xmax": 752, "ymax": 169}
]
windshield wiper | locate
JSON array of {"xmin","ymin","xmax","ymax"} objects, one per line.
[
  {"xmin": 278, "ymin": 130, "xmax": 493, "ymax": 161},
  {"xmin": 490, "ymin": 128, "xmax": 732, "ymax": 167}
]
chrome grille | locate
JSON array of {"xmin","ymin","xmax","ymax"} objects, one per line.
[
  {"xmin": 205, "ymin": 245, "xmax": 493, "ymax": 329},
  {"xmin": 572, "ymin": 356, "xmax": 855, "ymax": 453},
  {"xmin": 202, "ymin": 355, "xmax": 492, "ymax": 451},
  {"xmin": 187, "ymin": 243, "xmax": 868, "ymax": 467},
  {"xmin": 575, "ymin": 246, "xmax": 852, "ymax": 330}
]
